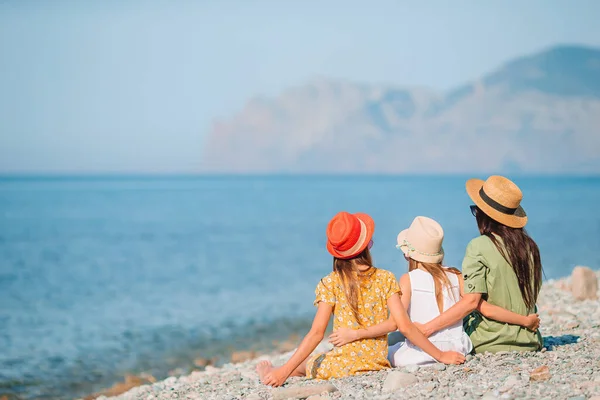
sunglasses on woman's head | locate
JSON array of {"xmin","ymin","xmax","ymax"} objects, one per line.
[{"xmin": 470, "ymin": 205, "xmax": 478, "ymax": 217}]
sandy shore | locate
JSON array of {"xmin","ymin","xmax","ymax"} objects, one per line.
[{"xmin": 93, "ymin": 270, "xmax": 600, "ymax": 400}]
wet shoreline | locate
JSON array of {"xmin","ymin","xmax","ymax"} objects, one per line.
[{"xmin": 0, "ymin": 318, "xmax": 315, "ymax": 400}]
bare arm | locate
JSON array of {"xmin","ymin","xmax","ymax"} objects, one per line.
[
  {"xmin": 263, "ymin": 302, "xmax": 331, "ymax": 386},
  {"xmin": 399, "ymin": 274, "xmax": 411, "ymax": 310},
  {"xmin": 458, "ymin": 274, "xmax": 539, "ymax": 330},
  {"xmin": 342, "ymin": 318, "xmax": 397, "ymax": 343},
  {"xmin": 478, "ymin": 302, "xmax": 540, "ymax": 331},
  {"xmin": 329, "ymin": 274, "xmax": 412, "ymax": 345},
  {"xmin": 421, "ymin": 292, "xmax": 482, "ymax": 337},
  {"xmin": 478, "ymin": 301, "xmax": 531, "ymax": 323},
  {"xmin": 388, "ymin": 293, "xmax": 465, "ymax": 364}
]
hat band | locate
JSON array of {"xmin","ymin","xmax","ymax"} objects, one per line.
[
  {"xmin": 396, "ymin": 239, "xmax": 443, "ymax": 257},
  {"xmin": 479, "ymin": 188, "xmax": 518, "ymax": 215},
  {"xmin": 336, "ymin": 219, "xmax": 368, "ymax": 257}
]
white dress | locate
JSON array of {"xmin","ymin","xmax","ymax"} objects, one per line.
[{"xmin": 388, "ymin": 268, "xmax": 473, "ymax": 366}]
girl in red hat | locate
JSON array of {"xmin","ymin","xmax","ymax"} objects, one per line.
[{"xmin": 257, "ymin": 211, "xmax": 466, "ymax": 387}]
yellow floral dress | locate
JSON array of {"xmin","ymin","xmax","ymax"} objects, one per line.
[{"xmin": 306, "ymin": 268, "xmax": 401, "ymax": 379}]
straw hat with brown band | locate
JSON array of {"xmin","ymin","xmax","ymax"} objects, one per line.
[{"xmin": 466, "ymin": 175, "xmax": 528, "ymax": 229}]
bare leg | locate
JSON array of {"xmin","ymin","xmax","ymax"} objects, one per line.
[
  {"xmin": 257, "ymin": 356, "xmax": 309, "ymax": 382},
  {"xmin": 289, "ymin": 358, "xmax": 308, "ymax": 377}
]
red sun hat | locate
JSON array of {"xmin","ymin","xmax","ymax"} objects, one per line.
[{"xmin": 326, "ymin": 212, "xmax": 375, "ymax": 259}]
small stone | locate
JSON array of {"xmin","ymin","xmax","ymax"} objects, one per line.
[
  {"xmin": 571, "ymin": 266, "xmax": 599, "ymax": 300},
  {"xmin": 204, "ymin": 366, "xmax": 220, "ymax": 374},
  {"xmin": 230, "ymin": 351, "xmax": 257, "ymax": 364},
  {"xmin": 541, "ymin": 348, "xmax": 547, "ymax": 353},
  {"xmin": 193, "ymin": 357, "xmax": 212, "ymax": 368},
  {"xmin": 240, "ymin": 370, "xmax": 257, "ymax": 381},
  {"xmin": 581, "ymin": 381, "xmax": 600, "ymax": 389},
  {"xmin": 498, "ymin": 376, "xmax": 521, "ymax": 394},
  {"xmin": 563, "ymin": 320, "xmax": 580, "ymax": 330},
  {"xmin": 163, "ymin": 377, "xmax": 178, "ymax": 386},
  {"xmin": 306, "ymin": 395, "xmax": 330, "ymax": 400},
  {"xmin": 466, "ymin": 354, "xmax": 474, "ymax": 362},
  {"xmin": 529, "ymin": 365, "xmax": 551, "ymax": 382},
  {"xmin": 272, "ymin": 384, "xmax": 338, "ymax": 400},
  {"xmin": 482, "ymin": 392, "xmax": 497, "ymax": 399},
  {"xmin": 405, "ymin": 364, "xmax": 420, "ymax": 373},
  {"xmin": 224, "ymin": 372, "xmax": 242, "ymax": 383},
  {"xmin": 382, "ymin": 371, "xmax": 418, "ymax": 392},
  {"xmin": 360, "ymin": 379, "xmax": 372, "ymax": 388},
  {"xmin": 498, "ymin": 385, "xmax": 512, "ymax": 394},
  {"xmin": 432, "ymin": 363, "xmax": 446, "ymax": 371},
  {"xmin": 277, "ymin": 340, "xmax": 298, "ymax": 353},
  {"xmin": 424, "ymin": 382, "xmax": 438, "ymax": 392}
]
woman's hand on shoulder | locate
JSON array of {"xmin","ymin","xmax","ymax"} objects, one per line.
[
  {"xmin": 329, "ymin": 328, "xmax": 361, "ymax": 347},
  {"xmin": 438, "ymin": 351, "xmax": 466, "ymax": 365}
]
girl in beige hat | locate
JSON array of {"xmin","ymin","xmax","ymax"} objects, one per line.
[
  {"xmin": 328, "ymin": 215, "xmax": 539, "ymax": 364},
  {"xmin": 413, "ymin": 176, "xmax": 544, "ymax": 353}
]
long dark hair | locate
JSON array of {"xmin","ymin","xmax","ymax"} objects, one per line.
[
  {"xmin": 332, "ymin": 247, "xmax": 374, "ymax": 326},
  {"xmin": 475, "ymin": 207, "xmax": 543, "ymax": 310}
]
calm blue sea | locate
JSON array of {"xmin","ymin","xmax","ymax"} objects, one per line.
[{"xmin": 1, "ymin": 175, "xmax": 599, "ymax": 399}]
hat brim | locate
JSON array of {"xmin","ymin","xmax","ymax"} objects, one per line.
[
  {"xmin": 466, "ymin": 179, "xmax": 527, "ymax": 229},
  {"xmin": 396, "ymin": 229, "xmax": 444, "ymax": 264},
  {"xmin": 327, "ymin": 213, "xmax": 374, "ymax": 259}
]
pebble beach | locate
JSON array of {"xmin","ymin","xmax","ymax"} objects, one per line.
[{"xmin": 90, "ymin": 270, "xmax": 600, "ymax": 400}]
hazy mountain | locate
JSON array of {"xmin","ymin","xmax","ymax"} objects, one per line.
[{"xmin": 201, "ymin": 45, "xmax": 600, "ymax": 174}]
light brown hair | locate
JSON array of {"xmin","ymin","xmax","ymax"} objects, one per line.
[
  {"xmin": 331, "ymin": 247, "xmax": 374, "ymax": 326},
  {"xmin": 408, "ymin": 258, "xmax": 460, "ymax": 313}
]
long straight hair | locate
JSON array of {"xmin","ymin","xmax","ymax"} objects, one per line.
[
  {"xmin": 332, "ymin": 247, "xmax": 374, "ymax": 326},
  {"xmin": 408, "ymin": 258, "xmax": 460, "ymax": 313},
  {"xmin": 475, "ymin": 208, "xmax": 543, "ymax": 310}
]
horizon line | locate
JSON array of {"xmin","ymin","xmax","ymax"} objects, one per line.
[{"xmin": 1, "ymin": 172, "xmax": 599, "ymax": 180}]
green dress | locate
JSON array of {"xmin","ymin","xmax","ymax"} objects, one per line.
[{"xmin": 462, "ymin": 235, "xmax": 543, "ymax": 353}]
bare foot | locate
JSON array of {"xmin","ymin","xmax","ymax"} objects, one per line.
[{"xmin": 256, "ymin": 360, "xmax": 274, "ymax": 381}]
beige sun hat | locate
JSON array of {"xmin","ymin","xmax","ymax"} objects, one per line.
[
  {"xmin": 466, "ymin": 175, "xmax": 527, "ymax": 228},
  {"xmin": 396, "ymin": 216, "xmax": 444, "ymax": 264}
]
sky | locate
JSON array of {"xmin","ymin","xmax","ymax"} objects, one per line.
[{"xmin": 1, "ymin": 0, "xmax": 599, "ymax": 174}]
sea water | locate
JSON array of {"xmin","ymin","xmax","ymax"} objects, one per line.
[{"xmin": 1, "ymin": 175, "xmax": 599, "ymax": 398}]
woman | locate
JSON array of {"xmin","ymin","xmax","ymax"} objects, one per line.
[{"xmin": 417, "ymin": 176, "xmax": 544, "ymax": 353}]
